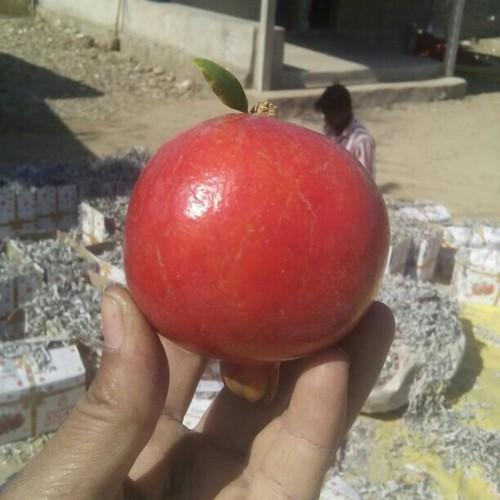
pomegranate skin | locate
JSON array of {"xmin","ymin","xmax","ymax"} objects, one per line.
[{"xmin": 124, "ymin": 113, "xmax": 389, "ymax": 363}]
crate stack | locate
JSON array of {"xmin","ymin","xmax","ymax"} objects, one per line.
[{"xmin": 0, "ymin": 150, "xmax": 148, "ymax": 446}]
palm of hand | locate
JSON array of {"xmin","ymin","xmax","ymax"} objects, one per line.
[
  {"xmin": 3, "ymin": 293, "xmax": 392, "ymax": 500},
  {"xmin": 128, "ymin": 344, "xmax": 345, "ymax": 500},
  {"xmin": 127, "ymin": 302, "xmax": 391, "ymax": 500}
]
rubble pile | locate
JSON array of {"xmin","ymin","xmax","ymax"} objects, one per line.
[
  {"xmin": 15, "ymin": 238, "xmax": 88, "ymax": 274},
  {"xmin": 376, "ymin": 274, "xmax": 464, "ymax": 415},
  {"xmin": 389, "ymin": 210, "xmax": 442, "ymax": 247},
  {"xmin": 0, "ymin": 252, "xmax": 32, "ymax": 280},
  {"xmin": 0, "ymin": 148, "xmax": 148, "ymax": 195},
  {"xmin": 21, "ymin": 277, "xmax": 102, "ymax": 346},
  {"xmin": 98, "ymin": 243, "xmax": 124, "ymax": 268}
]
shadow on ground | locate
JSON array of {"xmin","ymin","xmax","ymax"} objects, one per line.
[
  {"xmin": 379, "ymin": 182, "xmax": 400, "ymax": 195},
  {"xmin": 445, "ymin": 318, "xmax": 485, "ymax": 402},
  {"xmin": 0, "ymin": 53, "xmax": 101, "ymax": 167}
]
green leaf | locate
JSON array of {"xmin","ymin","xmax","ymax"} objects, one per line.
[{"xmin": 193, "ymin": 58, "xmax": 248, "ymax": 113}]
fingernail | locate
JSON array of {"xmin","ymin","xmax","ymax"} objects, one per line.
[{"xmin": 102, "ymin": 292, "xmax": 125, "ymax": 351}]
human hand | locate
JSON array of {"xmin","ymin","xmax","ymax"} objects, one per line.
[{"xmin": 2, "ymin": 286, "xmax": 393, "ymax": 500}]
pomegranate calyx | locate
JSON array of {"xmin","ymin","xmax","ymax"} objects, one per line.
[{"xmin": 221, "ymin": 361, "xmax": 280, "ymax": 403}]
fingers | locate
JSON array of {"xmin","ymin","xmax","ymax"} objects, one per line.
[
  {"xmin": 248, "ymin": 348, "xmax": 349, "ymax": 500},
  {"xmin": 246, "ymin": 302, "xmax": 393, "ymax": 499},
  {"xmin": 196, "ymin": 356, "xmax": 315, "ymax": 455},
  {"xmin": 339, "ymin": 301, "xmax": 394, "ymax": 429},
  {"xmin": 127, "ymin": 339, "xmax": 205, "ymax": 497},
  {"xmin": 160, "ymin": 338, "xmax": 206, "ymax": 422},
  {"xmin": 197, "ymin": 302, "xmax": 394, "ymax": 456},
  {"xmin": 3, "ymin": 285, "xmax": 168, "ymax": 500}
]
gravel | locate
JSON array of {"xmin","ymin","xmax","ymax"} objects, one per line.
[
  {"xmin": 376, "ymin": 274, "xmax": 464, "ymax": 415},
  {"xmin": 0, "ymin": 148, "xmax": 148, "ymax": 194},
  {"xmin": 334, "ymin": 401, "xmax": 500, "ymax": 498},
  {"xmin": 22, "ymin": 276, "xmax": 102, "ymax": 346},
  {"xmin": 0, "ymin": 254, "xmax": 32, "ymax": 280},
  {"xmin": 98, "ymin": 243, "xmax": 124, "ymax": 267},
  {"xmin": 0, "ymin": 16, "xmax": 198, "ymax": 128},
  {"xmin": 419, "ymin": 408, "xmax": 500, "ymax": 492},
  {"xmin": 14, "ymin": 238, "xmax": 87, "ymax": 273},
  {"xmin": 85, "ymin": 148, "xmax": 149, "ymax": 193},
  {"xmin": 389, "ymin": 210, "xmax": 442, "ymax": 244}
]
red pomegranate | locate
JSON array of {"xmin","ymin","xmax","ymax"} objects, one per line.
[{"xmin": 124, "ymin": 60, "xmax": 389, "ymax": 400}]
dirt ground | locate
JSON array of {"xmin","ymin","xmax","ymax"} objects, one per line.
[{"xmin": 1, "ymin": 16, "xmax": 499, "ymax": 221}]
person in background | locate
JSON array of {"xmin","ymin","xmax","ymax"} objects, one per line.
[{"xmin": 315, "ymin": 83, "xmax": 376, "ymax": 178}]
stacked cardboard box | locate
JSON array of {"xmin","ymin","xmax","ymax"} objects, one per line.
[{"xmin": 0, "ymin": 344, "xmax": 86, "ymax": 445}]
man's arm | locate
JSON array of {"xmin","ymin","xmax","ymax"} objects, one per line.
[{"xmin": 354, "ymin": 135, "xmax": 376, "ymax": 178}]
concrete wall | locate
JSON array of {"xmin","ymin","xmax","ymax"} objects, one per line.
[
  {"xmin": 433, "ymin": 0, "xmax": 500, "ymax": 39},
  {"xmin": 0, "ymin": 0, "xmax": 31, "ymax": 16},
  {"xmin": 37, "ymin": 0, "xmax": 284, "ymax": 88},
  {"xmin": 336, "ymin": 0, "xmax": 419, "ymax": 46},
  {"xmin": 335, "ymin": 0, "xmax": 500, "ymax": 43},
  {"xmin": 172, "ymin": 0, "xmax": 260, "ymax": 21}
]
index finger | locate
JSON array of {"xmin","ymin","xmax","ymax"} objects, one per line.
[{"xmin": 160, "ymin": 337, "xmax": 206, "ymax": 421}]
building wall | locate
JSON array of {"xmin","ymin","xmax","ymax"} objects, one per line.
[
  {"xmin": 334, "ymin": 0, "xmax": 418, "ymax": 47},
  {"xmin": 432, "ymin": 0, "xmax": 500, "ymax": 39},
  {"xmin": 334, "ymin": 0, "xmax": 499, "ymax": 43},
  {"xmin": 172, "ymin": 0, "xmax": 260, "ymax": 21},
  {"xmin": 37, "ymin": 0, "xmax": 285, "ymax": 88},
  {"xmin": 153, "ymin": 0, "xmax": 500, "ymax": 40}
]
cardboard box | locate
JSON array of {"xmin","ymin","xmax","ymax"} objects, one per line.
[
  {"xmin": 82, "ymin": 243, "xmax": 126, "ymax": 286},
  {"xmin": 390, "ymin": 202, "xmax": 451, "ymax": 224},
  {"xmin": 57, "ymin": 212, "xmax": 78, "ymax": 232},
  {"xmin": 0, "ymin": 225, "xmax": 12, "ymax": 240},
  {"xmin": 0, "ymin": 185, "xmax": 79, "ymax": 241},
  {"xmin": 438, "ymin": 223, "xmax": 500, "ymax": 282},
  {"xmin": 407, "ymin": 230, "xmax": 443, "ymax": 282},
  {"xmin": 452, "ymin": 247, "xmax": 500, "ymax": 307},
  {"xmin": 444, "ymin": 224, "xmax": 500, "ymax": 249},
  {"xmin": 0, "ymin": 192, "xmax": 16, "ymax": 225},
  {"xmin": 474, "ymin": 225, "xmax": 500, "ymax": 248},
  {"xmin": 0, "ymin": 280, "xmax": 15, "ymax": 318},
  {"xmin": 36, "ymin": 186, "xmax": 57, "ymax": 216},
  {"xmin": 35, "ymin": 216, "xmax": 57, "ymax": 233},
  {"xmin": 16, "ymin": 190, "xmax": 37, "ymax": 220},
  {"xmin": 17, "ymin": 221, "xmax": 38, "ymax": 236},
  {"xmin": 385, "ymin": 238, "xmax": 411, "ymax": 275},
  {"xmin": 57, "ymin": 185, "xmax": 78, "ymax": 213},
  {"xmin": 80, "ymin": 202, "xmax": 109, "ymax": 245},
  {"xmin": 443, "ymin": 225, "xmax": 474, "ymax": 248},
  {"xmin": 437, "ymin": 246, "xmax": 457, "ymax": 280},
  {"xmin": 0, "ymin": 344, "xmax": 86, "ymax": 445}
]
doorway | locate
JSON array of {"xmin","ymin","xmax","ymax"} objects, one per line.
[{"xmin": 309, "ymin": 0, "xmax": 338, "ymax": 30}]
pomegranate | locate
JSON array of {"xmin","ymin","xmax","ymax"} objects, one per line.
[{"xmin": 124, "ymin": 60, "xmax": 389, "ymax": 400}]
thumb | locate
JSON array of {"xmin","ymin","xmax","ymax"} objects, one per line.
[{"xmin": 4, "ymin": 286, "xmax": 168, "ymax": 500}]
